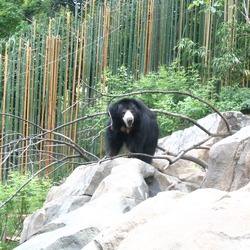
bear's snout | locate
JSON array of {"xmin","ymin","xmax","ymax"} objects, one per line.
[
  {"xmin": 127, "ymin": 117, "xmax": 133, "ymax": 126},
  {"xmin": 123, "ymin": 110, "xmax": 134, "ymax": 128}
]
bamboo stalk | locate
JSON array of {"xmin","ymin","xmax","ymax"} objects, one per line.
[
  {"xmin": 134, "ymin": 0, "xmax": 140, "ymax": 79},
  {"xmin": 0, "ymin": 44, "xmax": 9, "ymax": 181},
  {"xmin": 40, "ymin": 35, "xmax": 50, "ymax": 174},
  {"xmin": 63, "ymin": 12, "xmax": 71, "ymax": 144},
  {"xmin": 103, "ymin": 2, "xmax": 110, "ymax": 86},
  {"xmin": 146, "ymin": 0, "xmax": 154, "ymax": 73},
  {"xmin": 68, "ymin": 28, "xmax": 79, "ymax": 163}
]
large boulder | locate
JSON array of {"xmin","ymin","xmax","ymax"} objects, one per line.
[
  {"xmin": 18, "ymin": 158, "xmax": 197, "ymax": 249},
  {"xmin": 84, "ymin": 185, "xmax": 250, "ymax": 250},
  {"xmin": 16, "ymin": 156, "xmax": 206, "ymax": 250},
  {"xmin": 156, "ymin": 111, "xmax": 250, "ymax": 170},
  {"xmin": 19, "ymin": 159, "xmax": 117, "ymax": 243},
  {"xmin": 17, "ymin": 184, "xmax": 250, "ymax": 250},
  {"xmin": 155, "ymin": 112, "xmax": 250, "ymax": 192},
  {"xmin": 202, "ymin": 125, "xmax": 250, "ymax": 191}
]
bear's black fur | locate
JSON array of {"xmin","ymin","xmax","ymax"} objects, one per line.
[{"xmin": 105, "ymin": 98, "xmax": 159, "ymax": 164}]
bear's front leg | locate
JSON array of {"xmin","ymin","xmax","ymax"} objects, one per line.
[{"xmin": 105, "ymin": 129, "xmax": 124, "ymax": 157}]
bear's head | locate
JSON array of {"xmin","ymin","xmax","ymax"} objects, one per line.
[{"xmin": 108, "ymin": 99, "xmax": 141, "ymax": 131}]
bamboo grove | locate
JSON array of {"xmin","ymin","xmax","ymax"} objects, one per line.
[{"xmin": 0, "ymin": 0, "xmax": 249, "ymax": 181}]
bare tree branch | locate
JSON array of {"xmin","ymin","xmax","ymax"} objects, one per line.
[
  {"xmin": 52, "ymin": 111, "xmax": 107, "ymax": 133},
  {"xmin": 0, "ymin": 90, "xmax": 233, "ymax": 209},
  {"xmin": 51, "ymin": 131, "xmax": 99, "ymax": 161},
  {"xmin": 101, "ymin": 90, "xmax": 231, "ymax": 133},
  {"xmin": 239, "ymin": 0, "xmax": 250, "ymax": 24},
  {"xmin": 99, "ymin": 152, "xmax": 208, "ymax": 170},
  {"xmin": 0, "ymin": 155, "xmax": 80, "ymax": 209},
  {"xmin": 0, "ymin": 113, "xmax": 45, "ymax": 131},
  {"xmin": 152, "ymin": 109, "xmax": 213, "ymax": 136}
]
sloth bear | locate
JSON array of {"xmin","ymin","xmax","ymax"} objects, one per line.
[{"xmin": 105, "ymin": 98, "xmax": 159, "ymax": 164}]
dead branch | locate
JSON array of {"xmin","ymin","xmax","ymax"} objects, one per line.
[
  {"xmin": 98, "ymin": 153, "xmax": 173, "ymax": 165},
  {"xmin": 99, "ymin": 152, "xmax": 208, "ymax": 170},
  {"xmin": 0, "ymin": 113, "xmax": 45, "ymax": 131},
  {"xmin": 101, "ymin": 90, "xmax": 231, "ymax": 133},
  {"xmin": 0, "ymin": 90, "xmax": 233, "ymax": 209},
  {"xmin": 152, "ymin": 109, "xmax": 213, "ymax": 136},
  {"xmin": 0, "ymin": 154, "xmax": 80, "ymax": 209}
]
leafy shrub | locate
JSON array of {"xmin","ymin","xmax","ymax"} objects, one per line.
[
  {"xmin": 105, "ymin": 63, "xmax": 250, "ymax": 136},
  {"xmin": 106, "ymin": 64, "xmax": 201, "ymax": 134},
  {"xmin": 0, "ymin": 172, "xmax": 52, "ymax": 249},
  {"xmin": 212, "ymin": 85, "xmax": 250, "ymax": 113}
]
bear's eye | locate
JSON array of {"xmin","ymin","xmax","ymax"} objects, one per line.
[
  {"xmin": 130, "ymin": 109, "xmax": 135, "ymax": 114},
  {"xmin": 121, "ymin": 110, "xmax": 126, "ymax": 115}
]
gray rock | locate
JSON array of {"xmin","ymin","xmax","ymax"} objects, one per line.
[
  {"xmin": 84, "ymin": 186, "xmax": 250, "ymax": 250},
  {"xmin": 157, "ymin": 112, "xmax": 250, "ymax": 166},
  {"xmin": 20, "ymin": 161, "xmax": 110, "ymax": 243},
  {"xmin": 154, "ymin": 158, "xmax": 205, "ymax": 188},
  {"xmin": 16, "ymin": 159, "xmax": 169, "ymax": 249},
  {"xmin": 202, "ymin": 125, "xmax": 250, "ymax": 191}
]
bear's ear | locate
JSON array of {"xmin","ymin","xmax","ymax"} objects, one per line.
[{"xmin": 108, "ymin": 102, "xmax": 118, "ymax": 117}]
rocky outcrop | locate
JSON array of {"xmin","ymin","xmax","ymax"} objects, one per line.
[
  {"xmin": 18, "ymin": 158, "xmax": 203, "ymax": 248},
  {"xmin": 202, "ymin": 125, "xmax": 250, "ymax": 191},
  {"xmin": 85, "ymin": 186, "xmax": 250, "ymax": 250},
  {"xmin": 15, "ymin": 112, "xmax": 250, "ymax": 250},
  {"xmin": 156, "ymin": 111, "xmax": 250, "ymax": 170}
]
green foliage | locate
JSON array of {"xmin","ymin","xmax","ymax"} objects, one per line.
[
  {"xmin": 135, "ymin": 64, "xmax": 202, "ymax": 105},
  {"xmin": 105, "ymin": 66, "xmax": 135, "ymax": 95},
  {"xmin": 0, "ymin": 1, "xmax": 24, "ymax": 38},
  {"xmin": 212, "ymin": 85, "xmax": 250, "ymax": 112},
  {"xmin": 188, "ymin": 0, "xmax": 225, "ymax": 15},
  {"xmin": 105, "ymin": 63, "xmax": 204, "ymax": 134},
  {"xmin": 176, "ymin": 38, "xmax": 208, "ymax": 64},
  {"xmin": 134, "ymin": 65, "xmax": 213, "ymax": 134},
  {"xmin": 0, "ymin": 172, "xmax": 52, "ymax": 249},
  {"xmin": 212, "ymin": 21, "xmax": 250, "ymax": 85},
  {"xmin": 105, "ymin": 63, "xmax": 250, "ymax": 136},
  {"xmin": 177, "ymin": 20, "xmax": 249, "ymax": 86},
  {"xmin": 0, "ymin": 0, "xmax": 76, "ymax": 39}
]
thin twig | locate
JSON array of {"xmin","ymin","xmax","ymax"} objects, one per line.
[
  {"xmin": 101, "ymin": 90, "xmax": 231, "ymax": 132},
  {"xmin": 0, "ymin": 155, "xmax": 80, "ymax": 209},
  {"xmin": 152, "ymin": 109, "xmax": 212, "ymax": 135}
]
